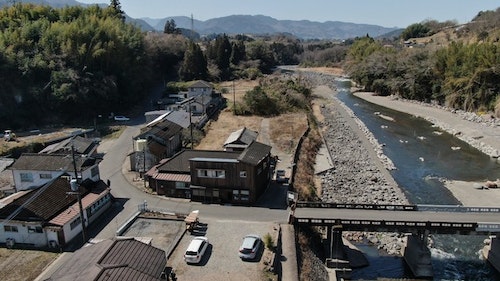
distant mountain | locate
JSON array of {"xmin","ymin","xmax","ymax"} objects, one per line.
[
  {"xmin": 0, "ymin": 0, "xmax": 398, "ymax": 39},
  {"xmin": 143, "ymin": 15, "xmax": 399, "ymax": 40}
]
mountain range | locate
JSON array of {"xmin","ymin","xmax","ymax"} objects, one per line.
[{"xmin": 0, "ymin": 0, "xmax": 401, "ymax": 39}]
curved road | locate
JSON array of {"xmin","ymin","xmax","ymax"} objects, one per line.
[{"xmin": 95, "ymin": 124, "xmax": 290, "ymax": 240}]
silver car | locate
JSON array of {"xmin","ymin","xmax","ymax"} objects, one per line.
[{"xmin": 238, "ymin": 234, "xmax": 262, "ymax": 260}]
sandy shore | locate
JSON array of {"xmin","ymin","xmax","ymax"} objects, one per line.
[{"xmin": 353, "ymin": 92, "xmax": 500, "ymax": 207}]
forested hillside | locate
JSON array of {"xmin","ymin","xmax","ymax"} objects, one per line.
[
  {"xmin": 344, "ymin": 8, "xmax": 500, "ymax": 116},
  {"xmin": 1, "ymin": 3, "xmax": 498, "ymax": 131},
  {"xmin": 0, "ymin": 3, "xmax": 151, "ymax": 129}
]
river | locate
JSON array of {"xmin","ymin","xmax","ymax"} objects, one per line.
[{"xmin": 333, "ymin": 80, "xmax": 500, "ymax": 280}]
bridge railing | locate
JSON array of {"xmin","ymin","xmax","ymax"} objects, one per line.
[
  {"xmin": 295, "ymin": 201, "xmax": 417, "ymax": 211},
  {"xmin": 293, "ymin": 217, "xmax": 483, "ymax": 234},
  {"xmin": 294, "ymin": 202, "xmax": 500, "ymax": 213},
  {"xmin": 417, "ymin": 205, "xmax": 500, "ymax": 213}
]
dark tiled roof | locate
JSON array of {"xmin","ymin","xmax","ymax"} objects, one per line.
[
  {"xmin": 0, "ymin": 178, "xmax": 80, "ymax": 221},
  {"xmin": 135, "ymin": 120, "xmax": 183, "ymax": 143},
  {"xmin": 157, "ymin": 149, "xmax": 240, "ymax": 173},
  {"xmin": 189, "ymin": 80, "xmax": 212, "ymax": 89},
  {"xmin": 48, "ymin": 238, "xmax": 167, "ymax": 281},
  {"xmin": 238, "ymin": 141, "xmax": 272, "ymax": 165},
  {"xmin": 39, "ymin": 136, "xmax": 97, "ymax": 155},
  {"xmin": 10, "ymin": 153, "xmax": 98, "ymax": 172}
]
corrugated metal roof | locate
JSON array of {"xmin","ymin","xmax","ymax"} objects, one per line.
[
  {"xmin": 223, "ymin": 127, "xmax": 258, "ymax": 146},
  {"xmin": 153, "ymin": 173, "xmax": 190, "ymax": 182}
]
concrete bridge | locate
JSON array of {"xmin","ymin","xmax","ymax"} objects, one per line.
[{"xmin": 291, "ymin": 202, "xmax": 500, "ymax": 278}]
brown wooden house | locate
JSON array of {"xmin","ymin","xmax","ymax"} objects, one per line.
[{"xmin": 147, "ymin": 141, "xmax": 272, "ymax": 205}]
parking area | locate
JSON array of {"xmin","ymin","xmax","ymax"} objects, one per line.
[
  {"xmin": 168, "ymin": 216, "xmax": 278, "ymax": 281},
  {"xmin": 119, "ymin": 212, "xmax": 279, "ymax": 280}
]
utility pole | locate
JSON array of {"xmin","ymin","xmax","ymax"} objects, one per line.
[
  {"xmin": 143, "ymin": 147, "xmax": 147, "ymax": 188},
  {"xmin": 233, "ymin": 80, "xmax": 236, "ymax": 114},
  {"xmin": 70, "ymin": 143, "xmax": 87, "ymax": 244}
]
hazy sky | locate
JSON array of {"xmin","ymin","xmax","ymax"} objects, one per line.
[{"xmin": 76, "ymin": 0, "xmax": 499, "ymax": 28}]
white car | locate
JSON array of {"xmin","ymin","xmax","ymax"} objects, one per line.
[
  {"xmin": 238, "ymin": 234, "xmax": 262, "ymax": 260},
  {"xmin": 184, "ymin": 237, "xmax": 209, "ymax": 264},
  {"xmin": 114, "ymin": 115, "xmax": 130, "ymax": 121}
]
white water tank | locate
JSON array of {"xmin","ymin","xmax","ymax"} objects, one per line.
[{"xmin": 135, "ymin": 139, "xmax": 147, "ymax": 151}]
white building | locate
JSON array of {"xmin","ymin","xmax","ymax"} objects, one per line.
[
  {"xmin": 10, "ymin": 153, "xmax": 101, "ymax": 191},
  {"xmin": 0, "ymin": 177, "xmax": 111, "ymax": 248}
]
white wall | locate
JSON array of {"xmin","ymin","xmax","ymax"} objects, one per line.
[
  {"xmin": 0, "ymin": 221, "xmax": 48, "ymax": 247},
  {"xmin": 12, "ymin": 170, "xmax": 64, "ymax": 191}
]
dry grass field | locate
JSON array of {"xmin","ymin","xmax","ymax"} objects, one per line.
[
  {"xmin": 0, "ymin": 248, "xmax": 59, "ymax": 281},
  {"xmin": 198, "ymin": 79, "xmax": 309, "ymax": 151}
]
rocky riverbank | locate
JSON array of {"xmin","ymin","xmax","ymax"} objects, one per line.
[{"xmin": 306, "ymin": 73, "xmax": 410, "ymax": 258}]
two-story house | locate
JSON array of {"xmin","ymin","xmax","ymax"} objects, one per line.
[
  {"xmin": 147, "ymin": 141, "xmax": 272, "ymax": 205},
  {"xmin": 130, "ymin": 119, "xmax": 183, "ymax": 173}
]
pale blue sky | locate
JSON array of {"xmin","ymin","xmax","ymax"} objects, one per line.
[{"xmin": 77, "ymin": 0, "xmax": 499, "ymax": 28}]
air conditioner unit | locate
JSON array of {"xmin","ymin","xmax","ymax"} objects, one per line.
[{"xmin": 6, "ymin": 238, "xmax": 15, "ymax": 248}]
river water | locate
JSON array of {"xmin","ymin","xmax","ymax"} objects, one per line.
[{"xmin": 333, "ymin": 80, "xmax": 500, "ymax": 280}]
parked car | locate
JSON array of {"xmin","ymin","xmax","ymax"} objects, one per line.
[
  {"xmin": 238, "ymin": 234, "xmax": 262, "ymax": 260},
  {"xmin": 184, "ymin": 236, "xmax": 209, "ymax": 264},
  {"xmin": 114, "ymin": 115, "xmax": 130, "ymax": 121},
  {"xmin": 276, "ymin": 170, "xmax": 287, "ymax": 183}
]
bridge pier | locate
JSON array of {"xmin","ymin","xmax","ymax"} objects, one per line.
[
  {"xmin": 327, "ymin": 225, "xmax": 346, "ymax": 260},
  {"xmin": 483, "ymin": 235, "xmax": 500, "ymax": 273},
  {"xmin": 402, "ymin": 231, "xmax": 433, "ymax": 279}
]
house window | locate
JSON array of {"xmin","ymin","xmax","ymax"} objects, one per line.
[
  {"xmin": 197, "ymin": 169, "xmax": 225, "ymax": 179},
  {"xmin": 240, "ymin": 190, "xmax": 250, "ymax": 201},
  {"xmin": 215, "ymin": 170, "xmax": 225, "ymax": 178},
  {"xmin": 240, "ymin": 171, "xmax": 247, "ymax": 178},
  {"xmin": 70, "ymin": 217, "xmax": 81, "ymax": 230},
  {"xmin": 39, "ymin": 173, "xmax": 52, "ymax": 179},
  {"xmin": 20, "ymin": 173, "xmax": 34, "ymax": 182},
  {"xmin": 233, "ymin": 190, "xmax": 250, "ymax": 201},
  {"xmin": 28, "ymin": 226, "xmax": 43, "ymax": 233},
  {"xmin": 175, "ymin": 182, "xmax": 189, "ymax": 189},
  {"xmin": 4, "ymin": 225, "xmax": 18, "ymax": 232}
]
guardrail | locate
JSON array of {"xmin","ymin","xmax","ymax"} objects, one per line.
[
  {"xmin": 417, "ymin": 204, "xmax": 500, "ymax": 213},
  {"xmin": 295, "ymin": 201, "xmax": 417, "ymax": 211},
  {"xmin": 293, "ymin": 217, "xmax": 481, "ymax": 234},
  {"xmin": 294, "ymin": 202, "xmax": 500, "ymax": 213}
]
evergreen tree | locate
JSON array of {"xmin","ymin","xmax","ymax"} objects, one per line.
[
  {"xmin": 179, "ymin": 41, "xmax": 208, "ymax": 81},
  {"xmin": 109, "ymin": 0, "xmax": 125, "ymax": 21},
  {"xmin": 164, "ymin": 19, "xmax": 180, "ymax": 34}
]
